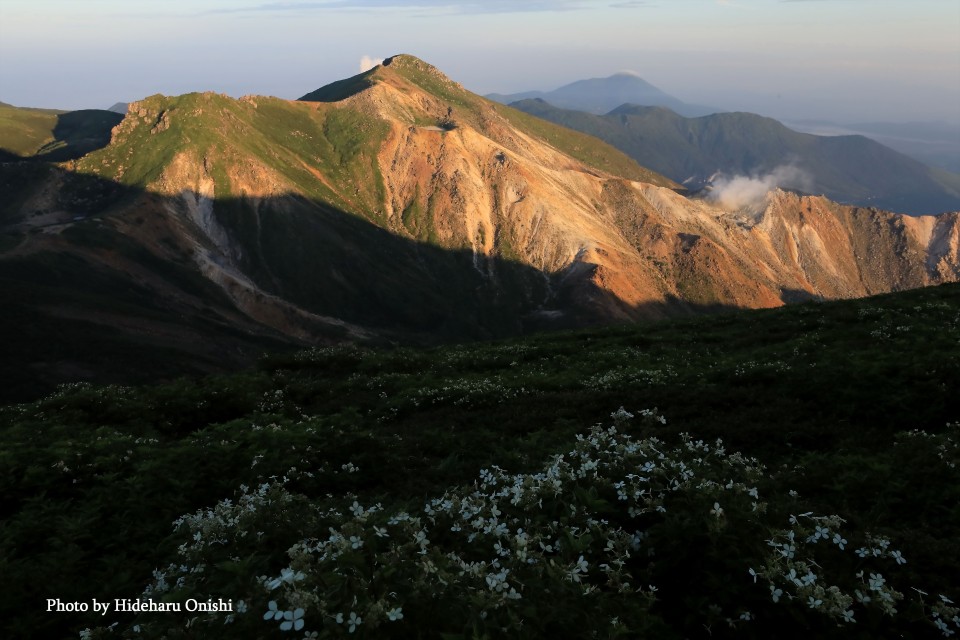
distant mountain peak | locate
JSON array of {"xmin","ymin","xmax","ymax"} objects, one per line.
[{"xmin": 487, "ymin": 73, "xmax": 720, "ymax": 118}]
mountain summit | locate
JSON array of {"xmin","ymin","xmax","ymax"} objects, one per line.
[{"xmin": 1, "ymin": 54, "xmax": 958, "ymax": 398}]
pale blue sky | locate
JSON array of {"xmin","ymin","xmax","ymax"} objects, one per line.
[{"xmin": 1, "ymin": 0, "xmax": 957, "ymax": 124}]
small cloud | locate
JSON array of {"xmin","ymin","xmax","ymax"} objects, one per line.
[{"xmin": 360, "ymin": 55, "xmax": 383, "ymax": 72}]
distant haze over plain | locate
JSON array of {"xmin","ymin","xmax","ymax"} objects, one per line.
[{"xmin": 0, "ymin": 0, "xmax": 958, "ymax": 127}]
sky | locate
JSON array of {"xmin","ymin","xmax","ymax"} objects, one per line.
[{"xmin": 1, "ymin": 0, "xmax": 958, "ymax": 125}]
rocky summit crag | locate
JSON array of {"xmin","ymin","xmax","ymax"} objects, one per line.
[{"xmin": 1, "ymin": 54, "xmax": 959, "ymax": 399}]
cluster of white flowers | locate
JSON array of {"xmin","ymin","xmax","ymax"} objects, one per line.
[
  {"xmin": 106, "ymin": 408, "xmax": 958, "ymax": 639},
  {"xmin": 244, "ymin": 407, "xmax": 774, "ymax": 635},
  {"xmin": 292, "ymin": 345, "xmax": 367, "ymax": 364},
  {"xmin": 257, "ymin": 389, "xmax": 289, "ymax": 414},
  {"xmin": 408, "ymin": 377, "xmax": 529, "ymax": 408},
  {"xmin": 898, "ymin": 424, "xmax": 959, "ymax": 469},
  {"xmin": 583, "ymin": 365, "xmax": 677, "ymax": 390},
  {"xmin": 752, "ymin": 511, "xmax": 958, "ymax": 628},
  {"xmin": 733, "ymin": 360, "xmax": 792, "ymax": 377}
]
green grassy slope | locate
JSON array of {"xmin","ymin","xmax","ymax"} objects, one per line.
[
  {"xmin": 0, "ymin": 102, "xmax": 122, "ymax": 161},
  {"xmin": 75, "ymin": 92, "xmax": 390, "ymax": 214},
  {"xmin": 511, "ymin": 99, "xmax": 960, "ymax": 215},
  {"xmin": 3, "ymin": 283, "xmax": 959, "ymax": 639}
]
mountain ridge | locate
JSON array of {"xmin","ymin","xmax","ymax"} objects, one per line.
[
  {"xmin": 509, "ymin": 98, "xmax": 960, "ymax": 216},
  {"xmin": 1, "ymin": 54, "xmax": 958, "ymax": 398}
]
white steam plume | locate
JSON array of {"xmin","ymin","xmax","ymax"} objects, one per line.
[
  {"xmin": 708, "ymin": 165, "xmax": 813, "ymax": 211},
  {"xmin": 360, "ymin": 55, "xmax": 384, "ymax": 73}
]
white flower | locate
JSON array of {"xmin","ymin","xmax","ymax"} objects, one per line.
[
  {"xmin": 334, "ymin": 613, "xmax": 344, "ymax": 624},
  {"xmin": 842, "ymin": 610, "xmax": 856, "ymax": 624},
  {"xmin": 890, "ymin": 550, "xmax": 906, "ymax": 565},
  {"xmin": 807, "ymin": 596, "xmax": 823, "ymax": 609},
  {"xmin": 748, "ymin": 568, "xmax": 758, "ymax": 583},
  {"xmin": 235, "ymin": 600, "xmax": 247, "ymax": 613},
  {"xmin": 832, "ymin": 533, "xmax": 847, "ymax": 549},
  {"xmin": 348, "ymin": 612, "xmax": 362, "ymax": 633},
  {"xmin": 710, "ymin": 502, "xmax": 724, "ymax": 517},
  {"xmin": 574, "ymin": 555, "xmax": 588, "ymax": 573},
  {"xmin": 387, "ymin": 607, "xmax": 404, "ymax": 621},
  {"xmin": 280, "ymin": 608, "xmax": 304, "ymax": 632},
  {"xmin": 349, "ymin": 536, "xmax": 363, "ymax": 549},
  {"xmin": 264, "ymin": 601, "xmax": 283, "ymax": 621},
  {"xmin": 568, "ymin": 555, "xmax": 589, "ymax": 582},
  {"xmin": 934, "ymin": 618, "xmax": 954, "ymax": 636},
  {"xmin": 374, "ymin": 526, "xmax": 389, "ymax": 538},
  {"xmin": 940, "ymin": 595, "xmax": 954, "ymax": 604},
  {"xmin": 267, "ymin": 567, "xmax": 305, "ymax": 590},
  {"xmin": 770, "ymin": 586, "xmax": 783, "ymax": 603},
  {"xmin": 868, "ymin": 573, "xmax": 886, "ymax": 591}
]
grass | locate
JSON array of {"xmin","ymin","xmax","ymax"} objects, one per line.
[
  {"xmin": 2, "ymin": 283, "xmax": 959, "ymax": 638},
  {"xmin": 0, "ymin": 103, "xmax": 121, "ymax": 161},
  {"xmin": 0, "ymin": 103, "xmax": 63, "ymax": 157}
]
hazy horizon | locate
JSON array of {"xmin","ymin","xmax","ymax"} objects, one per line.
[{"xmin": 1, "ymin": 0, "xmax": 958, "ymax": 126}]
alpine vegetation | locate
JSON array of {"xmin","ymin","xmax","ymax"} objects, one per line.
[
  {"xmin": 5, "ymin": 283, "xmax": 959, "ymax": 640},
  {"xmin": 84, "ymin": 409, "xmax": 958, "ymax": 639}
]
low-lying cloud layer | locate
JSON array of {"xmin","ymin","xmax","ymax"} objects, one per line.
[{"xmin": 708, "ymin": 165, "xmax": 813, "ymax": 211}]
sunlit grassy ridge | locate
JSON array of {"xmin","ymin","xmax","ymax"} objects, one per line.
[
  {"xmin": 0, "ymin": 102, "xmax": 65, "ymax": 157},
  {"xmin": 3, "ymin": 283, "xmax": 959, "ymax": 639},
  {"xmin": 0, "ymin": 102, "xmax": 121, "ymax": 161},
  {"xmin": 72, "ymin": 93, "xmax": 389, "ymax": 215}
]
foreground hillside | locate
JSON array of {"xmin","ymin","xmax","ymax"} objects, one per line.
[
  {"xmin": 3, "ymin": 283, "xmax": 959, "ymax": 639},
  {"xmin": 1, "ymin": 55, "xmax": 959, "ymax": 402},
  {"xmin": 510, "ymin": 99, "xmax": 960, "ymax": 216}
]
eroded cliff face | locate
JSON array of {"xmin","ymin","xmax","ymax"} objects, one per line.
[
  {"xmin": 344, "ymin": 63, "xmax": 960, "ymax": 322},
  {"xmin": 3, "ymin": 55, "xmax": 959, "ymax": 348},
  {"xmin": 322, "ymin": 57, "xmax": 959, "ymax": 324}
]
